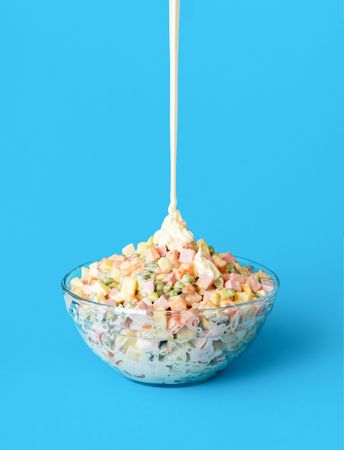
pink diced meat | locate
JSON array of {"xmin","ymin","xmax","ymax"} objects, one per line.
[
  {"xmin": 225, "ymin": 279, "xmax": 233, "ymax": 289},
  {"xmin": 157, "ymin": 245, "xmax": 167, "ymax": 256},
  {"xmin": 168, "ymin": 296, "xmax": 187, "ymax": 311},
  {"xmin": 227, "ymin": 273, "xmax": 245, "ymax": 291},
  {"xmin": 164, "ymin": 273, "xmax": 176, "ymax": 284},
  {"xmin": 154, "ymin": 295, "xmax": 170, "ymax": 310},
  {"xmin": 142, "ymin": 279, "xmax": 155, "ymax": 293},
  {"xmin": 146, "ymin": 247, "xmax": 160, "ymax": 262},
  {"xmin": 179, "ymin": 248, "xmax": 195, "ymax": 263},
  {"xmin": 196, "ymin": 274, "xmax": 214, "ymax": 290},
  {"xmin": 136, "ymin": 298, "xmax": 153, "ymax": 310},
  {"xmin": 247, "ymin": 275, "xmax": 261, "ymax": 293},
  {"xmin": 221, "ymin": 253, "xmax": 236, "ymax": 263}
]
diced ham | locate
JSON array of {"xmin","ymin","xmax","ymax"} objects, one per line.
[
  {"xmin": 157, "ymin": 245, "xmax": 167, "ymax": 256},
  {"xmin": 221, "ymin": 253, "xmax": 236, "ymax": 263},
  {"xmin": 212, "ymin": 254, "xmax": 227, "ymax": 268},
  {"xmin": 164, "ymin": 272, "xmax": 176, "ymax": 284},
  {"xmin": 166, "ymin": 251, "xmax": 179, "ymax": 265},
  {"xmin": 154, "ymin": 295, "xmax": 170, "ymax": 310},
  {"xmin": 227, "ymin": 279, "xmax": 240, "ymax": 290},
  {"xmin": 168, "ymin": 296, "xmax": 187, "ymax": 311},
  {"xmin": 136, "ymin": 298, "xmax": 153, "ymax": 310},
  {"xmin": 141, "ymin": 279, "xmax": 155, "ymax": 294},
  {"xmin": 146, "ymin": 247, "xmax": 160, "ymax": 262},
  {"xmin": 247, "ymin": 275, "xmax": 261, "ymax": 293},
  {"xmin": 225, "ymin": 273, "xmax": 245, "ymax": 291},
  {"xmin": 179, "ymin": 248, "xmax": 195, "ymax": 263},
  {"xmin": 185, "ymin": 292, "xmax": 202, "ymax": 306},
  {"xmin": 182, "ymin": 284, "xmax": 195, "ymax": 295},
  {"xmin": 224, "ymin": 280, "xmax": 233, "ymax": 290},
  {"xmin": 196, "ymin": 274, "xmax": 214, "ymax": 290}
]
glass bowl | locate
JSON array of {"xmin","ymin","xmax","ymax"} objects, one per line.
[{"xmin": 61, "ymin": 257, "xmax": 279, "ymax": 386}]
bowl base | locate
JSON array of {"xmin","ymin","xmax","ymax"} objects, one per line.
[{"xmin": 124, "ymin": 369, "xmax": 223, "ymax": 387}]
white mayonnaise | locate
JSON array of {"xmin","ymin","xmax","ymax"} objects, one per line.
[
  {"xmin": 154, "ymin": 209, "xmax": 193, "ymax": 251},
  {"xmin": 193, "ymin": 244, "xmax": 221, "ymax": 279}
]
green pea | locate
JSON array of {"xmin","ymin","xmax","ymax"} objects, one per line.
[
  {"xmin": 148, "ymin": 292, "xmax": 159, "ymax": 302},
  {"xmin": 214, "ymin": 277, "xmax": 224, "ymax": 288},
  {"xmin": 181, "ymin": 274, "xmax": 195, "ymax": 284},
  {"xmin": 173, "ymin": 281, "xmax": 185, "ymax": 293},
  {"xmin": 156, "ymin": 282, "xmax": 164, "ymax": 292},
  {"xmin": 168, "ymin": 290, "xmax": 178, "ymax": 298},
  {"xmin": 225, "ymin": 263, "xmax": 235, "ymax": 273},
  {"xmin": 226, "ymin": 288, "xmax": 235, "ymax": 297},
  {"xmin": 208, "ymin": 245, "xmax": 215, "ymax": 255},
  {"xmin": 163, "ymin": 282, "xmax": 173, "ymax": 293},
  {"xmin": 103, "ymin": 278, "xmax": 115, "ymax": 286}
]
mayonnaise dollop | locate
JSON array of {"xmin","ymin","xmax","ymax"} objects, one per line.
[
  {"xmin": 153, "ymin": 210, "xmax": 194, "ymax": 252},
  {"xmin": 193, "ymin": 242, "xmax": 221, "ymax": 280}
]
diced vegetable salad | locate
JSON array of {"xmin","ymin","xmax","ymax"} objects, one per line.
[{"xmin": 70, "ymin": 238, "xmax": 274, "ymax": 312}]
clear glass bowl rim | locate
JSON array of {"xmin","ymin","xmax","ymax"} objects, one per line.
[{"xmin": 61, "ymin": 255, "xmax": 280, "ymax": 313}]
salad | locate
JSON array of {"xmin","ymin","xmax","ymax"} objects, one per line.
[{"xmin": 64, "ymin": 210, "xmax": 276, "ymax": 384}]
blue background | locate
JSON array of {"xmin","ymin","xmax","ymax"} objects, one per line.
[{"xmin": 0, "ymin": 0, "xmax": 343, "ymax": 449}]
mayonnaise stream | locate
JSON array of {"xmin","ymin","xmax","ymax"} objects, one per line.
[
  {"xmin": 154, "ymin": 1, "xmax": 220, "ymax": 280},
  {"xmin": 168, "ymin": 0, "xmax": 179, "ymax": 215}
]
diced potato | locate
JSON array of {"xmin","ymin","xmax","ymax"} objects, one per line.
[
  {"xmin": 158, "ymin": 257, "xmax": 172, "ymax": 273},
  {"xmin": 122, "ymin": 243, "xmax": 135, "ymax": 257},
  {"xmin": 212, "ymin": 254, "xmax": 227, "ymax": 268},
  {"xmin": 73, "ymin": 288, "xmax": 85, "ymax": 298},
  {"xmin": 91, "ymin": 280, "xmax": 111, "ymax": 296},
  {"xmin": 89, "ymin": 262, "xmax": 99, "ymax": 278},
  {"xmin": 234, "ymin": 291, "xmax": 254, "ymax": 304},
  {"xmin": 219, "ymin": 289, "xmax": 230, "ymax": 301},
  {"xmin": 137, "ymin": 242, "xmax": 148, "ymax": 255},
  {"xmin": 71, "ymin": 277, "xmax": 84, "ymax": 289},
  {"xmin": 121, "ymin": 277, "xmax": 138, "ymax": 297},
  {"xmin": 99, "ymin": 259, "xmax": 113, "ymax": 273},
  {"xmin": 111, "ymin": 268, "xmax": 122, "ymax": 283},
  {"xmin": 210, "ymin": 292, "xmax": 221, "ymax": 306},
  {"xmin": 242, "ymin": 283, "xmax": 253, "ymax": 294},
  {"xmin": 81, "ymin": 267, "xmax": 91, "ymax": 280}
]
